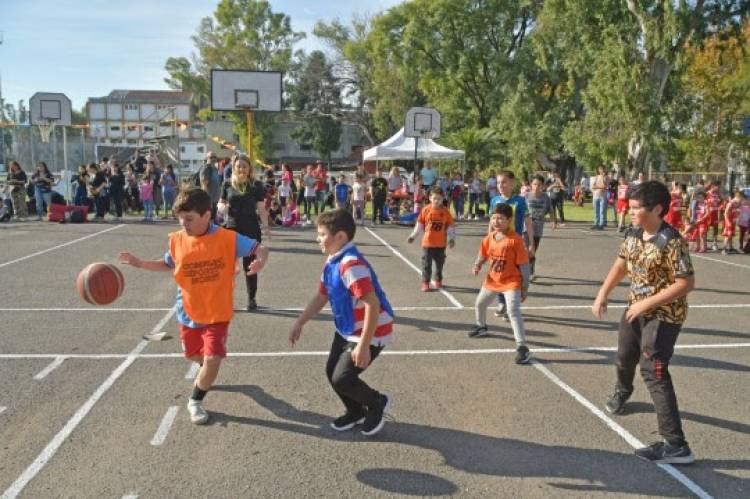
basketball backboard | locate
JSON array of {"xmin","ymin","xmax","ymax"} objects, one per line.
[
  {"xmin": 29, "ymin": 92, "xmax": 72, "ymax": 125},
  {"xmin": 211, "ymin": 70, "xmax": 282, "ymax": 112},
  {"xmin": 405, "ymin": 107, "xmax": 441, "ymax": 139}
]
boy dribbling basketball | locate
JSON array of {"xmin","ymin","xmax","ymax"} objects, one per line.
[
  {"xmin": 407, "ymin": 187, "xmax": 455, "ymax": 291},
  {"xmin": 119, "ymin": 188, "xmax": 269, "ymax": 425}
]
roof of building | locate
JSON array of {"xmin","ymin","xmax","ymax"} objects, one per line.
[{"xmin": 88, "ymin": 90, "xmax": 193, "ymax": 104}]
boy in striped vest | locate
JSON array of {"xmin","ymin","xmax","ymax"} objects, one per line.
[{"xmin": 289, "ymin": 209, "xmax": 395, "ymax": 436}]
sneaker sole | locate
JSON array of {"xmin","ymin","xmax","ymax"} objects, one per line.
[
  {"xmin": 635, "ymin": 453, "xmax": 695, "ymax": 465},
  {"xmin": 361, "ymin": 396, "xmax": 392, "ymax": 436},
  {"xmin": 605, "ymin": 405, "xmax": 626, "ymax": 415},
  {"xmin": 468, "ymin": 331, "xmax": 489, "ymax": 338},
  {"xmin": 330, "ymin": 417, "xmax": 365, "ymax": 432},
  {"xmin": 515, "ymin": 351, "xmax": 532, "ymax": 364},
  {"xmin": 190, "ymin": 414, "xmax": 209, "ymax": 425}
]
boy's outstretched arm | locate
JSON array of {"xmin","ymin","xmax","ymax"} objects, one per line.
[
  {"xmin": 407, "ymin": 223, "xmax": 424, "ymax": 243},
  {"xmin": 119, "ymin": 252, "xmax": 171, "ymax": 271},
  {"xmin": 288, "ymin": 292, "xmax": 328, "ymax": 346},
  {"xmin": 246, "ymin": 244, "xmax": 269, "ymax": 275},
  {"xmin": 592, "ymin": 257, "xmax": 627, "ymax": 318},
  {"xmin": 524, "ymin": 214, "xmax": 535, "ymax": 256}
]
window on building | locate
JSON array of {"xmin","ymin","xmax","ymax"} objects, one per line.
[
  {"xmin": 300, "ymin": 144, "xmax": 312, "ymax": 151},
  {"xmin": 196, "ymin": 146, "xmax": 205, "ymax": 153},
  {"xmin": 180, "ymin": 146, "xmax": 186, "ymax": 153},
  {"xmin": 143, "ymin": 126, "xmax": 154, "ymax": 132},
  {"xmin": 110, "ymin": 126, "xmax": 121, "ymax": 131},
  {"xmin": 126, "ymin": 139, "xmax": 137, "ymax": 144},
  {"xmin": 273, "ymin": 143, "xmax": 285, "ymax": 151}
]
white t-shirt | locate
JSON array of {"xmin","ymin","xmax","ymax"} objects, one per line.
[
  {"xmin": 486, "ymin": 177, "xmax": 498, "ymax": 194},
  {"xmin": 278, "ymin": 184, "xmax": 292, "ymax": 198},
  {"xmin": 591, "ymin": 174, "xmax": 606, "ymax": 199},
  {"xmin": 352, "ymin": 182, "xmax": 365, "ymax": 201},
  {"xmin": 470, "ymin": 179, "xmax": 482, "ymax": 194}
]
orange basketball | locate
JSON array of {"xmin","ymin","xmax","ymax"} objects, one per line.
[{"xmin": 76, "ymin": 263, "xmax": 125, "ymax": 305}]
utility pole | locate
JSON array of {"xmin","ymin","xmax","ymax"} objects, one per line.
[{"xmin": 0, "ymin": 30, "xmax": 6, "ymax": 171}]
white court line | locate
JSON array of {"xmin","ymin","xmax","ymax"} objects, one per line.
[
  {"xmin": 121, "ymin": 494, "xmax": 138, "ymax": 499},
  {"xmin": 364, "ymin": 227, "xmax": 464, "ymax": 309},
  {"xmin": 1, "ymin": 342, "xmax": 749, "ymax": 360},
  {"xmin": 150, "ymin": 406, "xmax": 179, "ymax": 446},
  {"xmin": 1, "ymin": 306, "xmax": 176, "ymax": 499},
  {"xmin": 532, "ymin": 360, "xmax": 712, "ymax": 499},
  {"xmin": 691, "ymin": 253, "xmax": 750, "ymax": 270},
  {"xmin": 0, "ymin": 224, "xmax": 124, "ymax": 269},
  {"xmin": 0, "ymin": 407, "xmax": 6, "ymax": 416},
  {"xmin": 185, "ymin": 363, "xmax": 200, "ymax": 380},
  {"xmin": 3, "ymin": 303, "xmax": 749, "ymax": 313},
  {"xmin": 33, "ymin": 357, "xmax": 66, "ymax": 380}
]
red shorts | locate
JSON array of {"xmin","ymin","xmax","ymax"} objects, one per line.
[
  {"xmin": 722, "ymin": 223, "xmax": 736, "ymax": 238},
  {"xmin": 616, "ymin": 199, "xmax": 629, "ymax": 214},
  {"xmin": 696, "ymin": 223, "xmax": 708, "ymax": 237},
  {"xmin": 179, "ymin": 322, "xmax": 229, "ymax": 358},
  {"xmin": 708, "ymin": 214, "xmax": 719, "ymax": 226}
]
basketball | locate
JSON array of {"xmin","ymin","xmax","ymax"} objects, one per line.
[{"xmin": 76, "ymin": 263, "xmax": 125, "ymax": 305}]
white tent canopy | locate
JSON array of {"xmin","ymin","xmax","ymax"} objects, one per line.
[{"xmin": 363, "ymin": 128, "xmax": 465, "ymax": 161}]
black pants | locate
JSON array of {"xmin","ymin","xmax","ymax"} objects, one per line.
[
  {"xmin": 243, "ymin": 254, "xmax": 258, "ymax": 301},
  {"xmin": 551, "ymin": 197, "xmax": 565, "ymax": 222},
  {"xmin": 615, "ymin": 313, "xmax": 686, "ymax": 446},
  {"xmin": 325, "ymin": 333, "xmax": 384, "ymax": 416},
  {"xmin": 94, "ymin": 195, "xmax": 108, "ymax": 218},
  {"xmin": 110, "ymin": 190, "xmax": 124, "ymax": 218},
  {"xmin": 421, "ymin": 246, "xmax": 446, "ymax": 283},
  {"xmin": 373, "ymin": 197, "xmax": 386, "ymax": 223},
  {"xmin": 529, "ymin": 236, "xmax": 541, "ymax": 275}
]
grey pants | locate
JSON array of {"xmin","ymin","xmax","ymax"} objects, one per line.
[
  {"xmin": 475, "ymin": 287, "xmax": 527, "ymax": 346},
  {"xmin": 10, "ymin": 189, "xmax": 28, "ymax": 218}
]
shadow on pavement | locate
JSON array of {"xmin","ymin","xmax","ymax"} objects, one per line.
[{"xmin": 210, "ymin": 385, "xmax": 704, "ymax": 497}]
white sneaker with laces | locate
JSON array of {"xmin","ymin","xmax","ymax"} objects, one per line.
[{"xmin": 187, "ymin": 399, "xmax": 209, "ymax": 425}]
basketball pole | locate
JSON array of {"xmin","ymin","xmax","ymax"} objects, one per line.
[{"xmin": 246, "ymin": 109, "xmax": 254, "ymax": 166}]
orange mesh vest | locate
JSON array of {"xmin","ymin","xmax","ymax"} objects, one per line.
[{"xmin": 169, "ymin": 227, "xmax": 237, "ymax": 324}]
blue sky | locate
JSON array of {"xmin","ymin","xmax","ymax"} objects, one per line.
[{"xmin": 0, "ymin": 0, "xmax": 402, "ymax": 113}]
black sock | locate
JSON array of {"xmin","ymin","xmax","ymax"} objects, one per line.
[{"xmin": 191, "ymin": 386, "xmax": 207, "ymax": 401}]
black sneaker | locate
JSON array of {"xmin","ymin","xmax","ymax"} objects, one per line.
[
  {"xmin": 634, "ymin": 441, "xmax": 695, "ymax": 464},
  {"xmin": 605, "ymin": 390, "xmax": 631, "ymax": 414},
  {"xmin": 246, "ymin": 299, "xmax": 258, "ymax": 311},
  {"xmin": 468, "ymin": 325, "xmax": 488, "ymax": 338},
  {"xmin": 515, "ymin": 345, "xmax": 531, "ymax": 364},
  {"xmin": 361, "ymin": 394, "xmax": 391, "ymax": 436},
  {"xmin": 330, "ymin": 412, "xmax": 365, "ymax": 431}
]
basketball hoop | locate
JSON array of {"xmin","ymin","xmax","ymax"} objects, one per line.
[{"xmin": 38, "ymin": 120, "xmax": 55, "ymax": 143}]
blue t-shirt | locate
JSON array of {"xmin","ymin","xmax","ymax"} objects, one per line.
[
  {"xmin": 335, "ymin": 183, "xmax": 349, "ymax": 203},
  {"xmin": 489, "ymin": 194, "xmax": 528, "ymax": 234},
  {"xmin": 420, "ymin": 167, "xmax": 438, "ymax": 187},
  {"xmin": 164, "ymin": 223, "xmax": 257, "ymax": 327}
]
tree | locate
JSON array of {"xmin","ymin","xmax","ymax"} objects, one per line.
[
  {"xmin": 163, "ymin": 0, "xmax": 304, "ymax": 159},
  {"xmin": 677, "ymin": 21, "xmax": 750, "ymax": 170},
  {"xmin": 288, "ymin": 51, "xmax": 343, "ymax": 164}
]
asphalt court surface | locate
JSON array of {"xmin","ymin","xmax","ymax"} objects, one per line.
[{"xmin": 0, "ymin": 219, "xmax": 748, "ymax": 498}]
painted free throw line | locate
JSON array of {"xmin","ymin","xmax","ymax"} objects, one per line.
[
  {"xmin": 364, "ymin": 227, "xmax": 464, "ymax": 308},
  {"xmin": 0, "ymin": 224, "xmax": 124, "ymax": 269},
  {"xmin": 532, "ymin": 361, "xmax": 712, "ymax": 499},
  {"xmin": 1, "ymin": 341, "xmax": 749, "ymax": 360},
  {"xmin": 1, "ymin": 306, "xmax": 177, "ymax": 499}
]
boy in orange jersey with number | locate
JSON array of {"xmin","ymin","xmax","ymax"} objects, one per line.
[
  {"xmin": 468, "ymin": 203, "xmax": 532, "ymax": 364},
  {"xmin": 407, "ymin": 187, "xmax": 455, "ymax": 291},
  {"xmin": 119, "ymin": 188, "xmax": 270, "ymax": 425}
]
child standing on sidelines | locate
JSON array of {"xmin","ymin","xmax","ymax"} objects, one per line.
[
  {"xmin": 692, "ymin": 191, "xmax": 710, "ymax": 253},
  {"xmin": 524, "ymin": 175, "xmax": 551, "ymax": 281},
  {"xmin": 737, "ymin": 192, "xmax": 750, "ymax": 252},
  {"xmin": 278, "ymin": 178, "xmax": 292, "ymax": 221},
  {"xmin": 664, "ymin": 181, "xmax": 684, "ymax": 231},
  {"xmin": 468, "ymin": 203, "xmax": 532, "ymax": 364},
  {"xmin": 616, "ymin": 175, "xmax": 630, "ymax": 232},
  {"xmin": 140, "ymin": 175, "xmax": 154, "ymax": 222},
  {"xmin": 120, "ymin": 188, "xmax": 269, "ymax": 424},
  {"xmin": 407, "ymin": 187, "xmax": 455, "ymax": 292},
  {"xmin": 335, "ymin": 174, "xmax": 351, "ymax": 211},
  {"xmin": 289, "ymin": 209, "xmax": 394, "ymax": 436},
  {"xmin": 592, "ymin": 180, "xmax": 695, "ymax": 464},
  {"xmin": 351, "ymin": 174, "xmax": 366, "ymax": 225},
  {"xmin": 721, "ymin": 190, "xmax": 741, "ymax": 254},
  {"xmin": 706, "ymin": 181, "xmax": 723, "ymax": 251}
]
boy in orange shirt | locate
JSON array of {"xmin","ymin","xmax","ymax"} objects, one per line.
[
  {"xmin": 120, "ymin": 188, "xmax": 270, "ymax": 425},
  {"xmin": 468, "ymin": 203, "xmax": 532, "ymax": 364},
  {"xmin": 407, "ymin": 187, "xmax": 455, "ymax": 291}
]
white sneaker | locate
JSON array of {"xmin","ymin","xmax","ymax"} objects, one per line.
[{"xmin": 187, "ymin": 399, "xmax": 209, "ymax": 425}]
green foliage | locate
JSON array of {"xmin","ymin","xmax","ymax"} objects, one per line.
[{"xmin": 163, "ymin": 0, "xmax": 303, "ymax": 161}]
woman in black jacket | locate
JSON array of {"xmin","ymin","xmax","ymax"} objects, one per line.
[{"xmin": 219, "ymin": 155, "xmax": 270, "ymax": 311}]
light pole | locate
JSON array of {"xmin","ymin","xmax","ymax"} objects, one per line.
[{"xmin": 0, "ymin": 30, "xmax": 6, "ymax": 171}]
